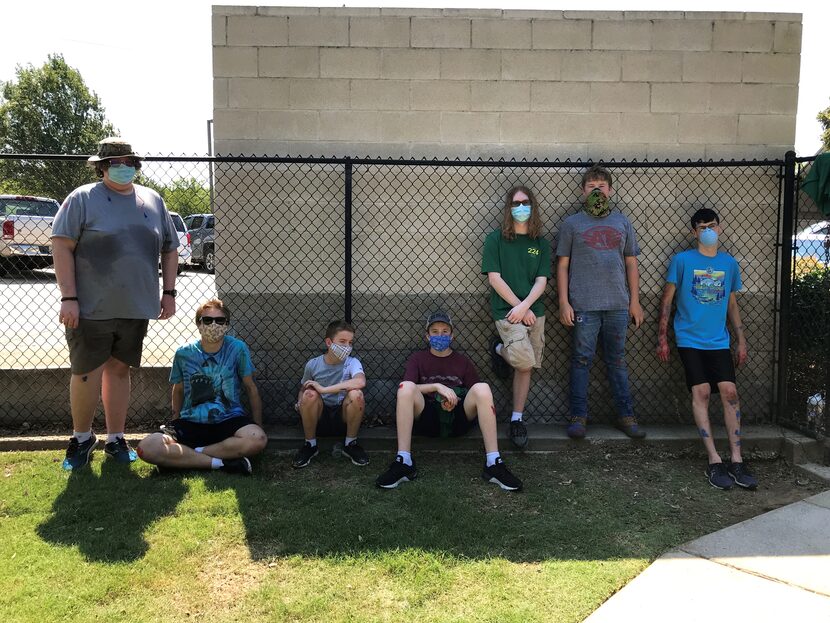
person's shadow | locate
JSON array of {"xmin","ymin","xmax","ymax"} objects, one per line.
[{"xmin": 37, "ymin": 458, "xmax": 188, "ymax": 563}]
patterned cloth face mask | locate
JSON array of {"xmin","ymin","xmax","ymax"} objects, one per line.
[
  {"xmin": 429, "ymin": 334, "xmax": 452, "ymax": 352},
  {"xmin": 584, "ymin": 188, "xmax": 611, "ymax": 218},
  {"xmin": 330, "ymin": 343, "xmax": 352, "ymax": 361},
  {"xmin": 198, "ymin": 323, "xmax": 228, "ymax": 343}
]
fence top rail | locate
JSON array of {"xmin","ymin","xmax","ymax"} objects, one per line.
[{"xmin": 0, "ymin": 152, "xmax": 788, "ymax": 169}]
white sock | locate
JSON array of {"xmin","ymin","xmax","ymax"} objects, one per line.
[
  {"xmin": 306, "ymin": 438, "xmax": 317, "ymax": 447},
  {"xmin": 511, "ymin": 412, "xmax": 523, "ymax": 422},
  {"xmin": 73, "ymin": 431, "xmax": 92, "ymax": 443},
  {"xmin": 210, "ymin": 457, "xmax": 223, "ymax": 470},
  {"xmin": 486, "ymin": 451, "xmax": 500, "ymax": 467},
  {"xmin": 397, "ymin": 451, "xmax": 412, "ymax": 466},
  {"xmin": 495, "ymin": 343, "xmax": 504, "ymax": 355},
  {"xmin": 106, "ymin": 433, "xmax": 124, "ymax": 444},
  {"xmin": 194, "ymin": 447, "xmax": 204, "ymax": 453},
  {"xmin": 345, "ymin": 436, "xmax": 357, "ymax": 446}
]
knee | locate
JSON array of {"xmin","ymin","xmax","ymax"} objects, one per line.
[
  {"xmin": 247, "ymin": 428, "xmax": 268, "ymax": 454},
  {"xmin": 397, "ymin": 381, "xmax": 417, "ymax": 399},
  {"xmin": 691, "ymin": 385, "xmax": 711, "ymax": 404},
  {"xmin": 469, "ymin": 382, "xmax": 493, "ymax": 401},
  {"xmin": 105, "ymin": 358, "xmax": 131, "ymax": 377},
  {"xmin": 721, "ymin": 386, "xmax": 739, "ymax": 403},
  {"xmin": 137, "ymin": 433, "xmax": 164, "ymax": 463},
  {"xmin": 573, "ymin": 354, "xmax": 593, "ymax": 368},
  {"xmin": 346, "ymin": 389, "xmax": 365, "ymax": 407},
  {"xmin": 300, "ymin": 389, "xmax": 322, "ymax": 406}
]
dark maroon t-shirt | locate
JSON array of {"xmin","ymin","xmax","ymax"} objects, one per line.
[{"xmin": 403, "ymin": 350, "xmax": 480, "ymax": 389}]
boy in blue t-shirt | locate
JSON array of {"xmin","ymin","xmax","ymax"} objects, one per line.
[
  {"xmin": 137, "ymin": 299, "xmax": 267, "ymax": 475},
  {"xmin": 657, "ymin": 208, "xmax": 756, "ymax": 491}
]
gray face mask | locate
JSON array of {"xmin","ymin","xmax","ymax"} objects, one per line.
[{"xmin": 329, "ymin": 343, "xmax": 352, "ymax": 361}]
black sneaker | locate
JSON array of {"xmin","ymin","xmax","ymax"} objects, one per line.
[
  {"xmin": 62, "ymin": 434, "xmax": 98, "ymax": 471},
  {"xmin": 706, "ymin": 462, "xmax": 733, "ymax": 490},
  {"xmin": 489, "ymin": 335, "xmax": 511, "ymax": 380},
  {"xmin": 341, "ymin": 440, "xmax": 369, "ymax": 466},
  {"xmin": 159, "ymin": 424, "xmax": 178, "ymax": 441},
  {"xmin": 727, "ymin": 461, "xmax": 758, "ymax": 490},
  {"xmin": 221, "ymin": 457, "xmax": 252, "ymax": 475},
  {"xmin": 104, "ymin": 437, "xmax": 138, "ymax": 463},
  {"xmin": 615, "ymin": 416, "xmax": 646, "ymax": 439},
  {"xmin": 482, "ymin": 457, "xmax": 523, "ymax": 491},
  {"xmin": 509, "ymin": 419, "xmax": 528, "ymax": 449},
  {"xmin": 376, "ymin": 456, "xmax": 417, "ymax": 489},
  {"xmin": 292, "ymin": 442, "xmax": 318, "ymax": 469}
]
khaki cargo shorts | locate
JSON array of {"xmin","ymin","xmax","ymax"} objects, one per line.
[{"xmin": 495, "ymin": 316, "xmax": 545, "ymax": 370}]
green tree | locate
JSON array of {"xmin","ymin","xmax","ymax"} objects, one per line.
[
  {"xmin": 137, "ymin": 175, "xmax": 210, "ymax": 217},
  {"xmin": 0, "ymin": 54, "xmax": 115, "ymax": 201},
  {"xmin": 819, "ymin": 99, "xmax": 830, "ymax": 150}
]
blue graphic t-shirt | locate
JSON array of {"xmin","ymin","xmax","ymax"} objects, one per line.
[
  {"xmin": 667, "ymin": 249, "xmax": 741, "ymax": 350},
  {"xmin": 169, "ymin": 336, "xmax": 255, "ymax": 423}
]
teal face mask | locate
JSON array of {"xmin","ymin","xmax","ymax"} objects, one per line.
[
  {"xmin": 108, "ymin": 164, "xmax": 136, "ymax": 185},
  {"xmin": 511, "ymin": 203, "xmax": 531, "ymax": 223}
]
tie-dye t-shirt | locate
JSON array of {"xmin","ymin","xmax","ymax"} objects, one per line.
[{"xmin": 169, "ymin": 336, "xmax": 255, "ymax": 423}]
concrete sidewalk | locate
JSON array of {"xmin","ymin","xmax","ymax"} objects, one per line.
[{"xmin": 586, "ymin": 490, "xmax": 830, "ymax": 622}]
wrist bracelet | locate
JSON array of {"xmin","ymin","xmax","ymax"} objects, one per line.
[{"xmin": 61, "ymin": 296, "xmax": 78, "ymax": 302}]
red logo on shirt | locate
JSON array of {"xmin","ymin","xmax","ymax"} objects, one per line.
[{"xmin": 581, "ymin": 226, "xmax": 622, "ymax": 250}]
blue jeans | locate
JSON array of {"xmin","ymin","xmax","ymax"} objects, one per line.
[{"xmin": 570, "ymin": 309, "xmax": 634, "ymax": 421}]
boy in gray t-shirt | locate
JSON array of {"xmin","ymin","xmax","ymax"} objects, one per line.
[
  {"xmin": 292, "ymin": 321, "xmax": 368, "ymax": 469},
  {"xmin": 556, "ymin": 165, "xmax": 646, "ymax": 440}
]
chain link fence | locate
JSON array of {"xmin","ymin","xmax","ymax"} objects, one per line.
[{"xmin": 0, "ymin": 154, "xmax": 793, "ymax": 433}]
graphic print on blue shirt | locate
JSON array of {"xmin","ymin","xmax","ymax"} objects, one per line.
[{"xmin": 690, "ymin": 267, "xmax": 727, "ymax": 305}]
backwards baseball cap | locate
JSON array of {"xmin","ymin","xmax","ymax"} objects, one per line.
[
  {"xmin": 87, "ymin": 137, "xmax": 143, "ymax": 162},
  {"xmin": 426, "ymin": 311, "xmax": 453, "ymax": 331}
]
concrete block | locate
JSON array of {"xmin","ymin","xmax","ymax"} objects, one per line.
[
  {"xmin": 682, "ymin": 52, "xmax": 742, "ymax": 82},
  {"xmin": 561, "ymin": 51, "xmax": 621, "ymax": 81},
  {"xmin": 259, "ymin": 47, "xmax": 319, "ymax": 78},
  {"xmin": 652, "ymin": 20, "xmax": 713, "ymax": 51},
  {"xmin": 213, "ymin": 46, "xmax": 257, "ymax": 78},
  {"xmin": 440, "ymin": 112, "xmax": 500, "ymax": 143},
  {"xmin": 378, "ymin": 112, "xmax": 442, "ymax": 142},
  {"xmin": 646, "ymin": 144, "xmax": 706, "ymax": 161},
  {"xmin": 651, "ymin": 83, "xmax": 710, "ymax": 113},
  {"xmin": 531, "ymin": 19, "xmax": 591, "ymax": 50},
  {"xmin": 350, "ymin": 79, "xmax": 410, "ymax": 111},
  {"xmin": 471, "ymin": 81, "xmax": 530, "ymax": 111},
  {"xmin": 737, "ymin": 114, "xmax": 796, "ymax": 145},
  {"xmin": 381, "ymin": 8, "xmax": 442, "ymax": 17},
  {"xmin": 684, "ymin": 12, "xmax": 744, "ymax": 20},
  {"xmin": 288, "ymin": 16, "xmax": 349, "ymax": 47},
  {"xmin": 227, "ymin": 16, "xmax": 288, "ymax": 46},
  {"xmin": 350, "ymin": 17, "xmax": 410, "ymax": 48},
  {"xmin": 502, "ymin": 50, "xmax": 561, "ymax": 81},
  {"xmin": 213, "ymin": 6, "xmax": 256, "ymax": 16},
  {"xmin": 214, "ymin": 78, "xmax": 229, "ymax": 109},
  {"xmin": 440, "ymin": 8, "xmax": 501, "ymax": 18},
  {"xmin": 440, "ymin": 49, "xmax": 501, "ymax": 80},
  {"xmin": 624, "ymin": 11, "xmax": 684, "ymax": 20},
  {"xmin": 713, "ymin": 21, "xmax": 774, "ymax": 52},
  {"xmin": 288, "ymin": 78, "xmax": 349, "ymax": 110},
  {"xmin": 320, "ymin": 48, "xmax": 381, "ymax": 79},
  {"xmin": 381, "ymin": 49, "xmax": 441, "ymax": 79},
  {"xmin": 767, "ymin": 85, "xmax": 799, "ymax": 114},
  {"xmin": 213, "ymin": 15, "xmax": 226, "ymax": 46},
  {"xmin": 679, "ymin": 114, "xmax": 738, "ymax": 144},
  {"xmin": 742, "ymin": 53, "xmax": 800, "ymax": 85},
  {"xmin": 257, "ymin": 110, "xmax": 318, "ymax": 141},
  {"xmin": 589, "ymin": 83, "xmax": 650, "ymax": 112},
  {"xmin": 588, "ymin": 142, "xmax": 648, "ymax": 161},
  {"xmin": 619, "ymin": 113, "xmax": 678, "ymax": 144},
  {"xmin": 411, "ymin": 17, "xmax": 471, "ymax": 48},
  {"xmin": 472, "ymin": 18, "xmax": 531, "ymax": 49},
  {"xmin": 593, "ymin": 20, "xmax": 652, "ymax": 51},
  {"xmin": 319, "ymin": 7, "xmax": 380, "ymax": 17},
  {"xmin": 709, "ymin": 84, "xmax": 798, "ymax": 115},
  {"xmin": 318, "ymin": 111, "xmax": 380, "ymax": 142},
  {"xmin": 530, "ymin": 81, "xmax": 590, "ymax": 112},
  {"xmin": 257, "ymin": 7, "xmax": 319, "ymax": 17},
  {"xmin": 703, "ymin": 144, "xmax": 786, "ymax": 161},
  {"xmin": 774, "ymin": 22, "xmax": 802, "ymax": 54},
  {"xmin": 622, "ymin": 51, "xmax": 682, "ymax": 82},
  {"xmin": 744, "ymin": 13, "xmax": 801, "ymax": 22},
  {"xmin": 504, "ymin": 10, "xmax": 563, "ymax": 19},
  {"xmin": 213, "ymin": 109, "xmax": 259, "ymax": 140},
  {"xmin": 556, "ymin": 112, "xmax": 620, "ymax": 143},
  {"xmin": 500, "ymin": 112, "xmax": 555, "ymax": 143},
  {"xmin": 411, "ymin": 80, "xmax": 470, "ymax": 111},
  {"xmin": 563, "ymin": 11, "xmax": 623, "ymax": 20},
  {"xmin": 228, "ymin": 77, "xmax": 290, "ymax": 109}
]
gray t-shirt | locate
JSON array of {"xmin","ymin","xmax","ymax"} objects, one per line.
[
  {"xmin": 52, "ymin": 182, "xmax": 177, "ymax": 320},
  {"xmin": 301, "ymin": 355, "xmax": 365, "ymax": 406},
  {"xmin": 555, "ymin": 210, "xmax": 640, "ymax": 312}
]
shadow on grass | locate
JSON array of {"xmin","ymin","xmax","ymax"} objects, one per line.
[{"xmin": 36, "ymin": 458, "xmax": 188, "ymax": 563}]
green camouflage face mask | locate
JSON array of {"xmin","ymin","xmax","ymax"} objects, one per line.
[{"xmin": 584, "ymin": 188, "xmax": 611, "ymax": 218}]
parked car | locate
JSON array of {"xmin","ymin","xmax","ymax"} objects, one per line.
[
  {"xmin": 0, "ymin": 195, "xmax": 61, "ymax": 276},
  {"xmin": 187, "ymin": 213, "xmax": 215, "ymax": 274},
  {"xmin": 793, "ymin": 221, "xmax": 830, "ymax": 260},
  {"xmin": 169, "ymin": 211, "xmax": 191, "ymax": 274}
]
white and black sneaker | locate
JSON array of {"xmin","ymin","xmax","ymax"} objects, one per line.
[
  {"xmin": 482, "ymin": 457, "xmax": 523, "ymax": 491},
  {"xmin": 292, "ymin": 442, "xmax": 318, "ymax": 469},
  {"xmin": 220, "ymin": 457, "xmax": 252, "ymax": 476},
  {"xmin": 341, "ymin": 440, "xmax": 369, "ymax": 466},
  {"xmin": 376, "ymin": 456, "xmax": 417, "ymax": 488}
]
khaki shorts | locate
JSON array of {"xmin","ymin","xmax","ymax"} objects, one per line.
[
  {"xmin": 495, "ymin": 316, "xmax": 545, "ymax": 370},
  {"xmin": 65, "ymin": 318, "xmax": 149, "ymax": 375}
]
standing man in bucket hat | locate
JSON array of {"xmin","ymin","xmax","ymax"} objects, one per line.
[{"xmin": 51, "ymin": 137, "xmax": 179, "ymax": 470}]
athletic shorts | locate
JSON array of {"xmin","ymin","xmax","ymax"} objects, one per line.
[
  {"xmin": 165, "ymin": 416, "xmax": 255, "ymax": 448},
  {"xmin": 495, "ymin": 316, "xmax": 545, "ymax": 370},
  {"xmin": 315, "ymin": 403, "xmax": 348, "ymax": 437},
  {"xmin": 677, "ymin": 347, "xmax": 736, "ymax": 393},
  {"xmin": 65, "ymin": 318, "xmax": 149, "ymax": 375},
  {"xmin": 413, "ymin": 399, "xmax": 477, "ymax": 438}
]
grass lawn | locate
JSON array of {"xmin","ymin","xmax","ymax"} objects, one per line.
[{"xmin": 0, "ymin": 445, "xmax": 823, "ymax": 623}]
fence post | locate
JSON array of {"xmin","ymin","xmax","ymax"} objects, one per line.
[
  {"xmin": 344, "ymin": 158, "xmax": 353, "ymax": 323},
  {"xmin": 776, "ymin": 150, "xmax": 797, "ymax": 422}
]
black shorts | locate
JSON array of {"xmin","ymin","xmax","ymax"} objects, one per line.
[
  {"xmin": 677, "ymin": 347, "xmax": 736, "ymax": 393},
  {"xmin": 65, "ymin": 318, "xmax": 149, "ymax": 374},
  {"xmin": 166, "ymin": 416, "xmax": 255, "ymax": 448},
  {"xmin": 315, "ymin": 403, "xmax": 347, "ymax": 437},
  {"xmin": 413, "ymin": 399, "xmax": 477, "ymax": 438}
]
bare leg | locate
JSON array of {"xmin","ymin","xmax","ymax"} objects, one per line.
[
  {"xmin": 69, "ymin": 363, "xmax": 105, "ymax": 433},
  {"xmin": 202, "ymin": 424, "xmax": 268, "ymax": 459},
  {"xmin": 101, "ymin": 357, "xmax": 131, "ymax": 434},
  {"xmin": 298, "ymin": 389, "xmax": 323, "ymax": 439},
  {"xmin": 342, "ymin": 389, "xmax": 365, "ymax": 437},
  {"xmin": 137, "ymin": 432, "xmax": 213, "ymax": 469},
  {"xmin": 464, "ymin": 382, "xmax": 498, "ymax": 454},
  {"xmin": 512, "ymin": 368, "xmax": 532, "ymax": 413},
  {"xmin": 691, "ymin": 383, "xmax": 720, "ymax": 463},
  {"xmin": 395, "ymin": 381, "xmax": 425, "ymax": 453},
  {"xmin": 718, "ymin": 382, "xmax": 743, "ymax": 463}
]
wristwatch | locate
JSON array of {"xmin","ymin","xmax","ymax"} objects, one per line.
[{"xmin": 162, "ymin": 289, "xmax": 177, "ymax": 297}]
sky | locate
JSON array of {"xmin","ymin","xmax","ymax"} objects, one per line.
[{"xmin": 0, "ymin": 0, "xmax": 827, "ymax": 157}]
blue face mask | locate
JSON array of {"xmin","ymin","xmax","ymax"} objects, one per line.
[
  {"xmin": 429, "ymin": 334, "xmax": 452, "ymax": 352},
  {"xmin": 699, "ymin": 228, "xmax": 718, "ymax": 247},
  {"xmin": 108, "ymin": 164, "xmax": 136, "ymax": 185},
  {"xmin": 511, "ymin": 203, "xmax": 531, "ymax": 223}
]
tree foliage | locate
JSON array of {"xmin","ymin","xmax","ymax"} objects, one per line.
[
  {"xmin": 0, "ymin": 54, "xmax": 115, "ymax": 201},
  {"xmin": 819, "ymin": 99, "xmax": 830, "ymax": 151},
  {"xmin": 137, "ymin": 175, "xmax": 210, "ymax": 217}
]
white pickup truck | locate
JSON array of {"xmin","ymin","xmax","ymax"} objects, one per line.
[{"xmin": 0, "ymin": 195, "xmax": 61, "ymax": 277}]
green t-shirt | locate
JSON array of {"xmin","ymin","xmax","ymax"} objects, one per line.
[{"xmin": 481, "ymin": 229, "xmax": 551, "ymax": 320}]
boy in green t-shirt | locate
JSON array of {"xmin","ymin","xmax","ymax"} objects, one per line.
[{"xmin": 481, "ymin": 185, "xmax": 551, "ymax": 449}]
